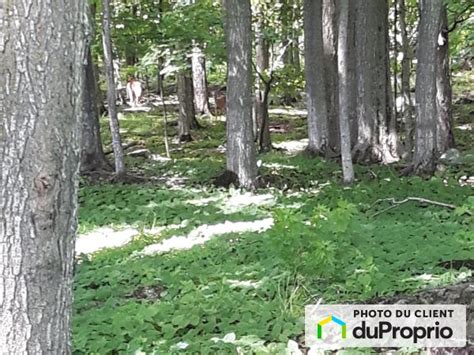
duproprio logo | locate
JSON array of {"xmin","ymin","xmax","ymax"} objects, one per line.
[{"xmin": 317, "ymin": 315, "xmax": 347, "ymax": 339}]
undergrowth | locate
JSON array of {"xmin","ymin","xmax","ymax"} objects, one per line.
[{"xmin": 74, "ymin": 95, "xmax": 473, "ymax": 353}]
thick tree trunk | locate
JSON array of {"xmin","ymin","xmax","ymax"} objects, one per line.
[
  {"xmin": 337, "ymin": 0, "xmax": 355, "ymax": 184},
  {"xmin": 323, "ymin": 0, "xmax": 340, "ymax": 153},
  {"xmin": 435, "ymin": 7, "xmax": 454, "ymax": 155},
  {"xmin": 191, "ymin": 45, "xmax": 212, "ymax": 116},
  {"xmin": 223, "ymin": 0, "xmax": 257, "ymax": 189},
  {"xmin": 0, "ymin": 0, "xmax": 86, "ymax": 352},
  {"xmin": 304, "ymin": 0, "xmax": 330, "ymax": 155},
  {"xmin": 81, "ymin": 49, "xmax": 110, "ymax": 172},
  {"xmin": 398, "ymin": 0, "xmax": 415, "ymax": 159},
  {"xmin": 353, "ymin": 0, "xmax": 398, "ymax": 164},
  {"xmin": 102, "ymin": 0, "xmax": 126, "ymax": 176},
  {"xmin": 255, "ymin": 8, "xmax": 272, "ymax": 152},
  {"xmin": 414, "ymin": 0, "xmax": 443, "ymax": 175},
  {"xmin": 177, "ymin": 70, "xmax": 195, "ymax": 142}
]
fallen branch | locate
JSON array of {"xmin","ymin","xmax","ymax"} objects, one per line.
[{"xmin": 369, "ymin": 197, "xmax": 463, "ymax": 218}]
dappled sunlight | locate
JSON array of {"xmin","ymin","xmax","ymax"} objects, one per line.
[
  {"xmin": 269, "ymin": 107, "xmax": 307, "ymax": 117},
  {"xmin": 138, "ymin": 218, "xmax": 274, "ymax": 255},
  {"xmin": 273, "ymin": 138, "xmax": 309, "ymax": 154}
]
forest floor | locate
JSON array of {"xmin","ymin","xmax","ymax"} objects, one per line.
[{"xmin": 74, "ymin": 73, "xmax": 473, "ymax": 354}]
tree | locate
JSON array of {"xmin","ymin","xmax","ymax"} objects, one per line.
[
  {"xmin": 81, "ymin": 48, "xmax": 110, "ymax": 173},
  {"xmin": 223, "ymin": 0, "xmax": 257, "ymax": 189},
  {"xmin": 323, "ymin": 0, "xmax": 340, "ymax": 153},
  {"xmin": 254, "ymin": 1, "xmax": 272, "ymax": 152},
  {"xmin": 337, "ymin": 0, "xmax": 355, "ymax": 184},
  {"xmin": 397, "ymin": 0, "xmax": 415, "ymax": 159},
  {"xmin": 436, "ymin": 6, "xmax": 454, "ymax": 154},
  {"xmin": 177, "ymin": 67, "xmax": 196, "ymax": 142},
  {"xmin": 353, "ymin": 0, "xmax": 398, "ymax": 164},
  {"xmin": 102, "ymin": 0, "xmax": 126, "ymax": 177},
  {"xmin": 413, "ymin": 0, "xmax": 443, "ymax": 175},
  {"xmin": 304, "ymin": 0, "xmax": 330, "ymax": 155},
  {"xmin": 192, "ymin": 45, "xmax": 212, "ymax": 116},
  {"xmin": 0, "ymin": 0, "xmax": 86, "ymax": 352}
]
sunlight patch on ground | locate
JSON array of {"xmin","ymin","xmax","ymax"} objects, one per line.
[
  {"xmin": 226, "ymin": 279, "xmax": 264, "ymax": 289},
  {"xmin": 263, "ymin": 162, "xmax": 297, "ymax": 170},
  {"xmin": 139, "ymin": 218, "xmax": 274, "ymax": 255},
  {"xmin": 221, "ymin": 192, "xmax": 275, "ymax": 214},
  {"xmin": 76, "ymin": 223, "xmax": 184, "ymax": 255},
  {"xmin": 269, "ymin": 107, "xmax": 307, "ymax": 117},
  {"xmin": 273, "ymin": 138, "xmax": 308, "ymax": 154},
  {"xmin": 187, "ymin": 191, "xmax": 276, "ymax": 214},
  {"xmin": 76, "ymin": 227, "xmax": 138, "ymax": 255}
]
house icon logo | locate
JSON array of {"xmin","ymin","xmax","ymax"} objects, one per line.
[{"xmin": 317, "ymin": 315, "xmax": 347, "ymax": 339}]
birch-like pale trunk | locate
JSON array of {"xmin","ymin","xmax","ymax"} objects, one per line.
[
  {"xmin": 337, "ymin": 0, "xmax": 355, "ymax": 184},
  {"xmin": 0, "ymin": 0, "xmax": 87, "ymax": 352},
  {"xmin": 102, "ymin": 0, "xmax": 126, "ymax": 176},
  {"xmin": 191, "ymin": 45, "xmax": 211, "ymax": 116}
]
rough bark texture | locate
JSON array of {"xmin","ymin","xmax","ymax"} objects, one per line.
[
  {"xmin": 304, "ymin": 0, "xmax": 330, "ymax": 155},
  {"xmin": 436, "ymin": 7, "xmax": 454, "ymax": 155},
  {"xmin": 337, "ymin": 0, "xmax": 355, "ymax": 184},
  {"xmin": 223, "ymin": 0, "xmax": 257, "ymax": 189},
  {"xmin": 414, "ymin": 0, "xmax": 443, "ymax": 175},
  {"xmin": 102, "ymin": 0, "xmax": 126, "ymax": 176},
  {"xmin": 353, "ymin": 0, "xmax": 398, "ymax": 164},
  {"xmin": 323, "ymin": 0, "xmax": 340, "ymax": 153},
  {"xmin": 81, "ymin": 49, "xmax": 110, "ymax": 173},
  {"xmin": 177, "ymin": 70, "xmax": 195, "ymax": 142},
  {"xmin": 0, "ymin": 1, "xmax": 87, "ymax": 352},
  {"xmin": 398, "ymin": 0, "xmax": 415, "ymax": 159},
  {"xmin": 191, "ymin": 45, "xmax": 211, "ymax": 116}
]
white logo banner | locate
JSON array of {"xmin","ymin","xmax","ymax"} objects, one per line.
[{"xmin": 305, "ymin": 304, "xmax": 466, "ymax": 349}]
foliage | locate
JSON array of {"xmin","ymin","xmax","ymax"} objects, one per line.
[{"xmin": 75, "ymin": 95, "xmax": 473, "ymax": 352}]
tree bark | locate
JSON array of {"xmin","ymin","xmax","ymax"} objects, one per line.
[
  {"xmin": 191, "ymin": 45, "xmax": 212, "ymax": 116},
  {"xmin": 323, "ymin": 0, "xmax": 340, "ymax": 153},
  {"xmin": 81, "ymin": 49, "xmax": 110, "ymax": 173},
  {"xmin": 337, "ymin": 0, "xmax": 355, "ymax": 184},
  {"xmin": 0, "ymin": 0, "xmax": 86, "ymax": 352},
  {"xmin": 223, "ymin": 0, "xmax": 257, "ymax": 189},
  {"xmin": 435, "ymin": 6, "xmax": 454, "ymax": 155},
  {"xmin": 353, "ymin": 0, "xmax": 398, "ymax": 164},
  {"xmin": 414, "ymin": 0, "xmax": 443, "ymax": 175},
  {"xmin": 102, "ymin": 0, "xmax": 126, "ymax": 176},
  {"xmin": 177, "ymin": 70, "xmax": 195, "ymax": 142},
  {"xmin": 398, "ymin": 0, "xmax": 415, "ymax": 159},
  {"xmin": 304, "ymin": 0, "xmax": 330, "ymax": 155},
  {"xmin": 255, "ymin": 5, "xmax": 272, "ymax": 153}
]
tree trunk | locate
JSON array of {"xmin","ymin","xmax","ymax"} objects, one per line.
[
  {"xmin": 255, "ymin": 6, "xmax": 272, "ymax": 152},
  {"xmin": 191, "ymin": 45, "xmax": 212, "ymax": 116},
  {"xmin": 337, "ymin": 0, "xmax": 355, "ymax": 184},
  {"xmin": 435, "ymin": 6, "xmax": 454, "ymax": 155},
  {"xmin": 323, "ymin": 0, "xmax": 340, "ymax": 153},
  {"xmin": 81, "ymin": 49, "xmax": 110, "ymax": 173},
  {"xmin": 0, "ymin": 0, "xmax": 86, "ymax": 352},
  {"xmin": 102, "ymin": 0, "xmax": 126, "ymax": 176},
  {"xmin": 353, "ymin": 0, "xmax": 398, "ymax": 164},
  {"xmin": 223, "ymin": 0, "xmax": 257, "ymax": 189},
  {"xmin": 414, "ymin": 0, "xmax": 443, "ymax": 175},
  {"xmin": 398, "ymin": 0, "xmax": 415, "ymax": 159},
  {"xmin": 177, "ymin": 70, "xmax": 195, "ymax": 142},
  {"xmin": 304, "ymin": 0, "xmax": 330, "ymax": 155}
]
